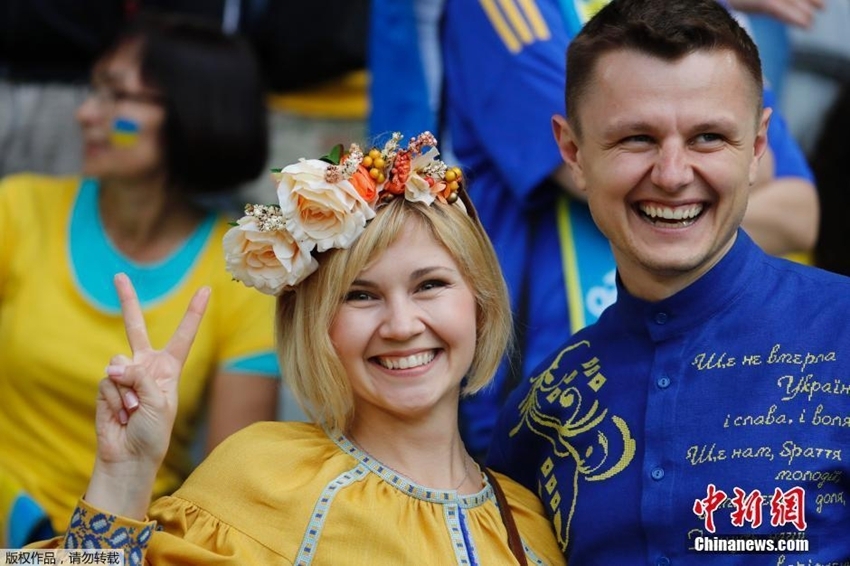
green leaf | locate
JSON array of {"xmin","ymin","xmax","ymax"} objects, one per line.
[
  {"xmin": 270, "ymin": 167, "xmax": 282, "ymax": 173},
  {"xmin": 319, "ymin": 144, "xmax": 344, "ymax": 165}
]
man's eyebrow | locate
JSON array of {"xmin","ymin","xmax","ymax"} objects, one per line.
[
  {"xmin": 688, "ymin": 119, "xmax": 739, "ymax": 132},
  {"xmin": 601, "ymin": 120, "xmax": 656, "ymax": 136},
  {"xmin": 601, "ymin": 117, "xmax": 740, "ymax": 137}
]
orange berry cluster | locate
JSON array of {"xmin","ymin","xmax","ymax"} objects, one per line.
[
  {"xmin": 444, "ymin": 167, "xmax": 462, "ymax": 193},
  {"xmin": 362, "ymin": 148, "xmax": 387, "ymax": 184}
]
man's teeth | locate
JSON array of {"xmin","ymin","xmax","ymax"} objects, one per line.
[
  {"xmin": 640, "ymin": 203, "xmax": 703, "ymax": 221},
  {"xmin": 377, "ymin": 351, "xmax": 436, "ymax": 370}
]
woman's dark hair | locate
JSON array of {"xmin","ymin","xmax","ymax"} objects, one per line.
[
  {"xmin": 104, "ymin": 12, "xmax": 269, "ymax": 194},
  {"xmin": 811, "ymin": 82, "xmax": 850, "ymax": 276}
]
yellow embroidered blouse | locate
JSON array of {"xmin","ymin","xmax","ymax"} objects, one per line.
[{"xmin": 42, "ymin": 422, "xmax": 566, "ymax": 565}]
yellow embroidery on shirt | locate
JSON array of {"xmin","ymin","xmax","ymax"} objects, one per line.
[{"xmin": 510, "ymin": 340, "xmax": 636, "ymax": 550}]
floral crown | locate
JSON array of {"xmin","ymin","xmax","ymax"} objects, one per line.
[{"xmin": 223, "ymin": 132, "xmax": 466, "ymax": 295}]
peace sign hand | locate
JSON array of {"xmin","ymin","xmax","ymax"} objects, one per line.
[{"xmin": 85, "ymin": 273, "xmax": 210, "ymax": 520}]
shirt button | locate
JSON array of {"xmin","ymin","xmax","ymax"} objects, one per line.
[
  {"xmin": 654, "ymin": 312, "xmax": 668, "ymax": 325},
  {"xmin": 657, "ymin": 557, "xmax": 671, "ymax": 566},
  {"xmin": 657, "ymin": 375, "xmax": 671, "ymax": 389},
  {"xmin": 651, "ymin": 467, "xmax": 665, "ymax": 481}
]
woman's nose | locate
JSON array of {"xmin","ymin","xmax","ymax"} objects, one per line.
[
  {"xmin": 378, "ymin": 297, "xmax": 426, "ymax": 340},
  {"xmin": 75, "ymin": 91, "xmax": 103, "ymax": 126}
]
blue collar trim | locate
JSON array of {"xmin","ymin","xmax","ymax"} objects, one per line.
[{"xmin": 69, "ymin": 178, "xmax": 216, "ymax": 312}]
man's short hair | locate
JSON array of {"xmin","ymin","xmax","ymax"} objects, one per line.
[{"xmin": 566, "ymin": 0, "xmax": 763, "ymax": 135}]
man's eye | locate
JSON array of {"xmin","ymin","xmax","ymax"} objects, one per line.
[
  {"xmin": 694, "ymin": 133, "xmax": 723, "ymax": 144},
  {"xmin": 622, "ymin": 134, "xmax": 653, "ymax": 144}
]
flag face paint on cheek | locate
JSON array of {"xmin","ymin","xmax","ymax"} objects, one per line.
[{"xmin": 110, "ymin": 117, "xmax": 141, "ymax": 147}]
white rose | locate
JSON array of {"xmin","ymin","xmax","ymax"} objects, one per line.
[
  {"xmin": 404, "ymin": 172, "xmax": 436, "ymax": 205},
  {"xmin": 223, "ymin": 216, "xmax": 318, "ymax": 295},
  {"xmin": 405, "ymin": 147, "xmax": 441, "ymax": 205},
  {"xmin": 277, "ymin": 159, "xmax": 376, "ymax": 253}
]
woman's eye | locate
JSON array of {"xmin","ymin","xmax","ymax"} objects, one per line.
[
  {"xmin": 418, "ymin": 279, "xmax": 448, "ymax": 292},
  {"xmin": 344, "ymin": 290, "xmax": 374, "ymax": 302}
]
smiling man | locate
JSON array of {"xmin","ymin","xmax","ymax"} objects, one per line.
[{"xmin": 486, "ymin": 0, "xmax": 850, "ymax": 563}]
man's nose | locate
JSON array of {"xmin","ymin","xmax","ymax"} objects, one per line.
[{"xmin": 650, "ymin": 140, "xmax": 694, "ymax": 192}]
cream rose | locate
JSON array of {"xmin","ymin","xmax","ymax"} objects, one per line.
[
  {"xmin": 277, "ymin": 159, "xmax": 376, "ymax": 253},
  {"xmin": 404, "ymin": 147, "xmax": 441, "ymax": 205},
  {"xmin": 404, "ymin": 172, "xmax": 436, "ymax": 205},
  {"xmin": 223, "ymin": 216, "xmax": 318, "ymax": 295}
]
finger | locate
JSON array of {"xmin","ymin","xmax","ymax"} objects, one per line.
[
  {"xmin": 164, "ymin": 286, "xmax": 211, "ymax": 364},
  {"xmin": 99, "ymin": 378, "xmax": 130, "ymax": 425},
  {"xmin": 769, "ymin": 0, "xmax": 815, "ymax": 27},
  {"xmin": 109, "ymin": 354, "xmax": 132, "ymax": 366},
  {"xmin": 114, "ymin": 273, "xmax": 152, "ymax": 354},
  {"xmin": 106, "ymin": 362, "xmax": 140, "ymax": 411},
  {"xmin": 109, "ymin": 364, "xmax": 175, "ymax": 414}
]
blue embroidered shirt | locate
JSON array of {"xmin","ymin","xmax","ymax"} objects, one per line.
[{"xmin": 488, "ymin": 231, "xmax": 850, "ymax": 564}]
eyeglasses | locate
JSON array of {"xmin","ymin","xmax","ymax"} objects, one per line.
[{"xmin": 85, "ymin": 84, "xmax": 165, "ymax": 111}]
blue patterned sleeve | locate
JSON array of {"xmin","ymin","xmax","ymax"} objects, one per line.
[{"xmin": 63, "ymin": 499, "xmax": 156, "ymax": 566}]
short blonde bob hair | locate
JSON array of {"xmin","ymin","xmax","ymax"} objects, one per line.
[{"xmin": 276, "ymin": 196, "xmax": 512, "ymax": 433}]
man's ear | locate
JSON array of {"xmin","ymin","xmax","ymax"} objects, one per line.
[
  {"xmin": 552, "ymin": 114, "xmax": 586, "ymax": 191},
  {"xmin": 750, "ymin": 107, "xmax": 772, "ymax": 185}
]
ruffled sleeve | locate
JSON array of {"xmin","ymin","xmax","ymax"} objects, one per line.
[
  {"xmin": 49, "ymin": 496, "xmax": 290, "ymax": 566},
  {"xmin": 34, "ymin": 423, "xmax": 328, "ymax": 564}
]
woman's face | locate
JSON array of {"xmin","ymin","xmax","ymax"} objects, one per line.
[
  {"xmin": 329, "ymin": 221, "xmax": 478, "ymax": 424},
  {"xmin": 76, "ymin": 42, "xmax": 167, "ymax": 184}
]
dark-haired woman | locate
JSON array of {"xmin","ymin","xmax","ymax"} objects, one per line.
[{"xmin": 0, "ymin": 14, "xmax": 279, "ymax": 545}]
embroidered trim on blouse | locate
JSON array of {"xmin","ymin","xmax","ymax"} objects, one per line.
[
  {"xmin": 332, "ymin": 433, "xmax": 493, "ymax": 506},
  {"xmin": 64, "ymin": 504, "xmax": 155, "ymax": 566},
  {"xmin": 294, "ymin": 464, "xmax": 370, "ymax": 565},
  {"xmin": 523, "ymin": 540, "xmax": 547, "ymax": 566},
  {"xmin": 447, "ymin": 505, "xmax": 478, "ymax": 566}
]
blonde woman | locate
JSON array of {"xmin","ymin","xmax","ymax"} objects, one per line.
[{"xmin": 33, "ymin": 133, "xmax": 565, "ymax": 565}]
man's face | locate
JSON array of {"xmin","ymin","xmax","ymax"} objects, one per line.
[{"xmin": 554, "ymin": 48, "xmax": 770, "ymax": 300}]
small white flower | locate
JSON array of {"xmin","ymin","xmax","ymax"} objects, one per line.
[
  {"xmin": 404, "ymin": 172, "xmax": 436, "ymax": 205},
  {"xmin": 404, "ymin": 147, "xmax": 443, "ymax": 205}
]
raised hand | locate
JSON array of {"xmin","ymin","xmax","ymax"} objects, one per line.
[
  {"xmin": 85, "ymin": 273, "xmax": 210, "ymax": 519},
  {"xmin": 727, "ymin": 0, "xmax": 824, "ymax": 28}
]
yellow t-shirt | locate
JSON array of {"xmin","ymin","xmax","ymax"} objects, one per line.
[
  {"xmin": 43, "ymin": 422, "xmax": 566, "ymax": 565},
  {"xmin": 0, "ymin": 174, "xmax": 278, "ymax": 538}
]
